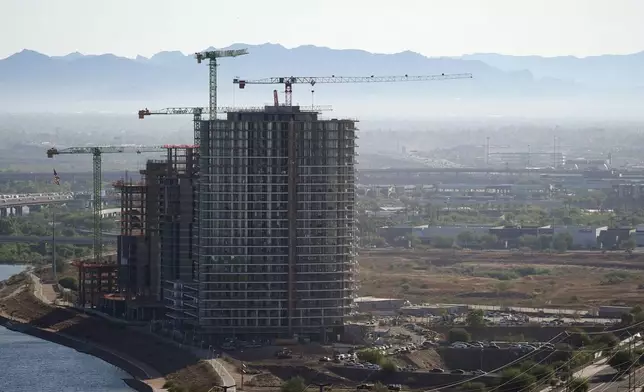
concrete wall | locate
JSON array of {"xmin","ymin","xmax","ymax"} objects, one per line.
[
  {"xmin": 437, "ymin": 347, "xmax": 571, "ymax": 371},
  {"xmin": 431, "ymin": 325, "xmax": 607, "ymax": 342},
  {"xmin": 328, "ymin": 365, "xmax": 500, "ymax": 388}
]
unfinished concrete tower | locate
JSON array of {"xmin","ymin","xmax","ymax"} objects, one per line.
[{"xmin": 188, "ymin": 105, "xmax": 357, "ymax": 340}]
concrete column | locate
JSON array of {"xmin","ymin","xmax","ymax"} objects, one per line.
[
  {"xmin": 14, "ymin": 206, "xmax": 23, "ymax": 216},
  {"xmin": 0, "ymin": 208, "xmax": 6, "ymax": 217}
]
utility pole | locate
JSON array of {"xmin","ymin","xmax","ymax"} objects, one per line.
[
  {"xmin": 52, "ymin": 205, "xmax": 57, "ymax": 282},
  {"xmin": 617, "ymin": 333, "xmax": 638, "ymax": 392}
]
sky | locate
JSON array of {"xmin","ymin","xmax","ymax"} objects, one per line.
[{"xmin": 1, "ymin": 0, "xmax": 643, "ymax": 59}]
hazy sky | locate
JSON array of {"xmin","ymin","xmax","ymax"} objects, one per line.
[{"xmin": 1, "ymin": 0, "xmax": 643, "ymax": 59}]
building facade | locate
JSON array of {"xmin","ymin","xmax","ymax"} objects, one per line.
[{"xmin": 179, "ymin": 106, "xmax": 357, "ymax": 340}]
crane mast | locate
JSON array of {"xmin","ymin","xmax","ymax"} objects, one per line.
[
  {"xmin": 46, "ymin": 145, "xmax": 186, "ymax": 263},
  {"xmin": 195, "ymin": 49, "xmax": 249, "ymax": 122},
  {"xmin": 234, "ymin": 73, "xmax": 473, "ymax": 106}
]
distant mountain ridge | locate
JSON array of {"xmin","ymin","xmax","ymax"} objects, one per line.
[
  {"xmin": 0, "ymin": 43, "xmax": 643, "ymax": 117},
  {"xmin": 461, "ymin": 52, "xmax": 644, "ymax": 89}
]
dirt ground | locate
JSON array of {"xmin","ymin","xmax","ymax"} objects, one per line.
[{"xmin": 358, "ymin": 248, "xmax": 644, "ymax": 307}]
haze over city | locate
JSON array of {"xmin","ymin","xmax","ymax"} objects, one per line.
[{"xmin": 2, "ymin": 2, "xmax": 644, "ymax": 392}]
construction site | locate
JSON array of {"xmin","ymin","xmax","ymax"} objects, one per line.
[{"xmin": 43, "ymin": 48, "xmax": 472, "ymax": 342}]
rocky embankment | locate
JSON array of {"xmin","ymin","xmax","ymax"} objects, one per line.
[{"xmin": 0, "ymin": 272, "xmax": 222, "ymax": 392}]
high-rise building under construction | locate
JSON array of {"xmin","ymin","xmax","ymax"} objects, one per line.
[{"xmin": 167, "ymin": 105, "xmax": 358, "ymax": 340}]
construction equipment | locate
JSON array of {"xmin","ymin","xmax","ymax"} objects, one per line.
[
  {"xmin": 46, "ymin": 144, "xmax": 191, "ymax": 263},
  {"xmin": 194, "ymin": 49, "xmax": 249, "ymax": 121},
  {"xmin": 233, "ymin": 73, "xmax": 474, "ymax": 106}
]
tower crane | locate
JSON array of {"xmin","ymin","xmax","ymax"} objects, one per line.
[
  {"xmin": 194, "ymin": 49, "xmax": 249, "ymax": 122},
  {"xmin": 46, "ymin": 144, "xmax": 191, "ymax": 263},
  {"xmin": 233, "ymin": 73, "xmax": 473, "ymax": 106}
]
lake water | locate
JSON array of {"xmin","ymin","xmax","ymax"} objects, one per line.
[{"xmin": 0, "ymin": 264, "xmax": 135, "ymax": 392}]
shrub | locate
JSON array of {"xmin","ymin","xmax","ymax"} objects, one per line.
[
  {"xmin": 357, "ymin": 349, "xmax": 384, "ymax": 364},
  {"xmin": 58, "ymin": 276, "xmax": 78, "ymax": 291},
  {"xmin": 448, "ymin": 328, "xmax": 471, "ymax": 343},
  {"xmin": 281, "ymin": 377, "xmax": 306, "ymax": 392}
]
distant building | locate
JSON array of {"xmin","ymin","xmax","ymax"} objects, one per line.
[
  {"xmin": 553, "ymin": 226, "xmax": 607, "ymax": 249},
  {"xmin": 416, "ymin": 225, "xmax": 497, "ymax": 243},
  {"xmin": 378, "ymin": 224, "xmax": 428, "ymax": 243},
  {"xmin": 489, "ymin": 225, "xmax": 553, "ymax": 248},
  {"xmin": 354, "ymin": 296, "xmax": 407, "ymax": 313},
  {"xmin": 598, "ymin": 228, "xmax": 635, "ymax": 249},
  {"xmin": 635, "ymin": 226, "xmax": 644, "ymax": 247},
  {"xmin": 598, "ymin": 306, "xmax": 631, "ymax": 318}
]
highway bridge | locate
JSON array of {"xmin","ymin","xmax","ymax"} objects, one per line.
[
  {"xmin": 0, "ymin": 234, "xmax": 117, "ymax": 245},
  {"xmin": 0, "ymin": 193, "xmax": 76, "ymax": 216},
  {"xmin": 0, "ymin": 171, "xmax": 126, "ymax": 182},
  {"xmin": 1, "ymin": 193, "xmax": 74, "ymax": 207},
  {"xmin": 358, "ymin": 167, "xmax": 640, "ymax": 175}
]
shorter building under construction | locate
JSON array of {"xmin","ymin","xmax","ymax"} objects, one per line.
[{"xmin": 114, "ymin": 145, "xmax": 198, "ymax": 321}]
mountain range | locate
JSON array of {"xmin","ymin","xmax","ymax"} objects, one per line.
[{"xmin": 1, "ymin": 43, "xmax": 643, "ymax": 117}]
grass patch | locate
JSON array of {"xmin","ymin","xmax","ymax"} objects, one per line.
[
  {"xmin": 601, "ymin": 271, "xmax": 633, "ymax": 285},
  {"xmin": 456, "ymin": 266, "xmax": 551, "ymax": 280}
]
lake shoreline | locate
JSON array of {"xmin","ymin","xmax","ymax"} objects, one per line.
[
  {"xmin": 0, "ymin": 269, "xmax": 165, "ymax": 391},
  {"xmin": 0, "ymin": 316, "xmax": 155, "ymax": 389}
]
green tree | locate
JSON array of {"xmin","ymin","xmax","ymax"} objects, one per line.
[
  {"xmin": 593, "ymin": 333, "xmax": 619, "ymax": 348},
  {"xmin": 529, "ymin": 364, "xmax": 554, "ymax": 382},
  {"xmin": 567, "ymin": 377, "xmax": 589, "ymax": 392},
  {"xmin": 499, "ymin": 368, "xmax": 537, "ymax": 392},
  {"xmin": 466, "ymin": 309, "xmax": 486, "ymax": 327},
  {"xmin": 538, "ymin": 235, "xmax": 553, "ymax": 250},
  {"xmin": 357, "ymin": 349, "xmax": 384, "ymax": 364},
  {"xmin": 480, "ymin": 234, "xmax": 498, "ymax": 249},
  {"xmin": 553, "ymin": 233, "xmax": 570, "ymax": 252},
  {"xmin": 608, "ymin": 350, "xmax": 636, "ymax": 374},
  {"xmin": 457, "ymin": 231, "xmax": 476, "ymax": 247},
  {"xmin": 432, "ymin": 236, "xmax": 454, "ymax": 249},
  {"xmin": 566, "ymin": 328, "xmax": 591, "ymax": 348},
  {"xmin": 380, "ymin": 359, "xmax": 397, "ymax": 373},
  {"xmin": 58, "ymin": 276, "xmax": 78, "ymax": 291},
  {"xmin": 519, "ymin": 235, "xmax": 540, "ymax": 250},
  {"xmin": 281, "ymin": 377, "xmax": 306, "ymax": 392},
  {"xmin": 448, "ymin": 328, "xmax": 471, "ymax": 343},
  {"xmin": 623, "ymin": 238, "xmax": 637, "ymax": 250},
  {"xmin": 460, "ymin": 382, "xmax": 487, "ymax": 392}
]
